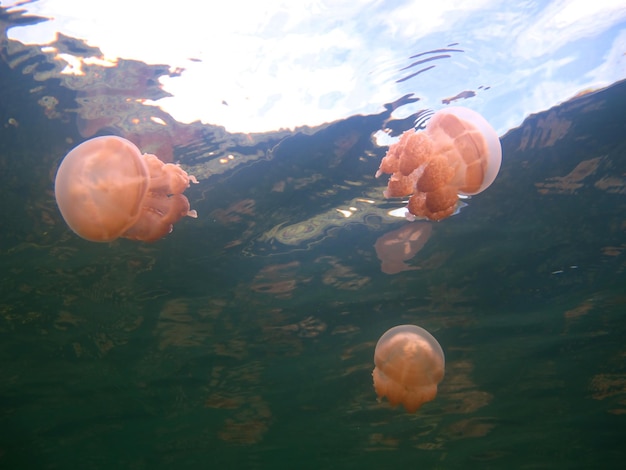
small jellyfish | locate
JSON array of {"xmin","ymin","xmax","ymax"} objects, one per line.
[
  {"xmin": 54, "ymin": 136, "xmax": 198, "ymax": 242},
  {"xmin": 372, "ymin": 324, "xmax": 445, "ymax": 413},
  {"xmin": 376, "ymin": 107, "xmax": 502, "ymax": 221}
]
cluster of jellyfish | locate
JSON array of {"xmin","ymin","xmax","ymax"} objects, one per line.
[
  {"xmin": 53, "ymin": 105, "xmax": 501, "ymax": 413},
  {"xmin": 371, "ymin": 106, "xmax": 501, "ymax": 411}
]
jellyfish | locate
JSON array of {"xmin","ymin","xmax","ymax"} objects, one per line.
[
  {"xmin": 54, "ymin": 136, "xmax": 198, "ymax": 242},
  {"xmin": 376, "ymin": 107, "xmax": 501, "ymax": 221},
  {"xmin": 372, "ymin": 324, "xmax": 445, "ymax": 413}
]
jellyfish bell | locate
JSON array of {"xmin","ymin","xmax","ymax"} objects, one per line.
[
  {"xmin": 54, "ymin": 135, "xmax": 198, "ymax": 242},
  {"xmin": 372, "ymin": 324, "xmax": 445, "ymax": 413},
  {"xmin": 426, "ymin": 107, "xmax": 501, "ymax": 195},
  {"xmin": 376, "ymin": 106, "xmax": 502, "ymax": 221}
]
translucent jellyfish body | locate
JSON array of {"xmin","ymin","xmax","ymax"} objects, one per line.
[
  {"xmin": 376, "ymin": 107, "xmax": 502, "ymax": 221},
  {"xmin": 55, "ymin": 136, "xmax": 197, "ymax": 242},
  {"xmin": 373, "ymin": 324, "xmax": 445, "ymax": 412}
]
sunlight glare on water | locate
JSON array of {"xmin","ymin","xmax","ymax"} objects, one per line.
[{"xmin": 6, "ymin": 0, "xmax": 626, "ymax": 134}]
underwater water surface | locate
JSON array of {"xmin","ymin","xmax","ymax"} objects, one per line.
[{"xmin": 1, "ymin": 4, "xmax": 626, "ymax": 470}]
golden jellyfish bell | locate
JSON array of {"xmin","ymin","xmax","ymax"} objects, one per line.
[
  {"xmin": 372, "ymin": 324, "xmax": 445, "ymax": 413},
  {"xmin": 376, "ymin": 107, "xmax": 502, "ymax": 221},
  {"xmin": 54, "ymin": 136, "xmax": 198, "ymax": 242},
  {"xmin": 426, "ymin": 107, "xmax": 501, "ymax": 195}
]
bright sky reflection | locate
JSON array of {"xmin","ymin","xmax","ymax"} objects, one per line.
[{"xmin": 7, "ymin": 0, "xmax": 626, "ymax": 135}]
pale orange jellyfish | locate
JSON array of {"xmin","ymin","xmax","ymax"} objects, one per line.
[
  {"xmin": 376, "ymin": 107, "xmax": 502, "ymax": 221},
  {"xmin": 372, "ymin": 324, "xmax": 445, "ymax": 413},
  {"xmin": 54, "ymin": 136, "xmax": 198, "ymax": 242},
  {"xmin": 374, "ymin": 222, "xmax": 432, "ymax": 274}
]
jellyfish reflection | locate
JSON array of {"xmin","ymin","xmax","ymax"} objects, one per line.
[
  {"xmin": 376, "ymin": 107, "xmax": 501, "ymax": 221},
  {"xmin": 373, "ymin": 324, "xmax": 445, "ymax": 413},
  {"xmin": 54, "ymin": 136, "xmax": 198, "ymax": 242},
  {"xmin": 374, "ymin": 222, "xmax": 432, "ymax": 274}
]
